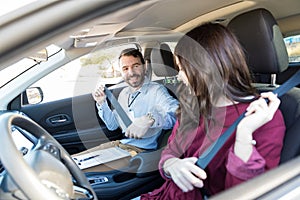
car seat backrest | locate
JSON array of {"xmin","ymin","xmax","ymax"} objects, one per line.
[
  {"xmin": 277, "ymin": 89, "xmax": 300, "ymax": 163},
  {"xmin": 150, "ymin": 43, "xmax": 178, "ymax": 77},
  {"xmin": 228, "ymin": 8, "xmax": 300, "ymax": 164},
  {"xmin": 142, "ymin": 43, "xmax": 179, "ymax": 150},
  {"xmin": 148, "ymin": 43, "xmax": 179, "ymax": 98},
  {"xmin": 143, "ymin": 47, "xmax": 153, "ymax": 80},
  {"xmin": 228, "ymin": 8, "xmax": 289, "ymax": 86}
]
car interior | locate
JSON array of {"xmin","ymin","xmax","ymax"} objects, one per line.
[
  {"xmin": 211, "ymin": 7, "xmax": 300, "ymax": 200},
  {"xmin": 227, "ymin": 8, "xmax": 300, "ymax": 164},
  {"xmin": 1, "ymin": 0, "xmax": 300, "ymax": 199},
  {"xmin": 85, "ymin": 7, "xmax": 300, "ymax": 197}
]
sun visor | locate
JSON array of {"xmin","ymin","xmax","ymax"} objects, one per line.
[{"xmin": 70, "ymin": 23, "xmax": 129, "ymax": 48}]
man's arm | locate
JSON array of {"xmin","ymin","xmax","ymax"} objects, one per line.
[
  {"xmin": 92, "ymin": 85, "xmax": 120, "ymax": 131},
  {"xmin": 150, "ymin": 85, "xmax": 178, "ymax": 130},
  {"xmin": 96, "ymin": 101, "xmax": 120, "ymax": 131}
]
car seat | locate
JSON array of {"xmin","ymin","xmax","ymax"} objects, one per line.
[
  {"xmin": 149, "ymin": 43, "xmax": 179, "ymax": 98},
  {"xmin": 150, "ymin": 43, "xmax": 178, "ymax": 77},
  {"xmin": 228, "ymin": 8, "xmax": 300, "ymax": 164},
  {"xmin": 143, "ymin": 47, "xmax": 153, "ymax": 81}
]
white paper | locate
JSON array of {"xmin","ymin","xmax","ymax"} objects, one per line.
[{"xmin": 72, "ymin": 147, "xmax": 131, "ymax": 169}]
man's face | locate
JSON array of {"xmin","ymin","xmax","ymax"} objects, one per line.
[{"xmin": 119, "ymin": 55, "xmax": 146, "ymax": 90}]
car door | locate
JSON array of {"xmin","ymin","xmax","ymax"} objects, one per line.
[
  {"xmin": 7, "ymin": 44, "xmax": 137, "ymax": 155},
  {"xmin": 17, "ymin": 93, "xmax": 122, "ymax": 155}
]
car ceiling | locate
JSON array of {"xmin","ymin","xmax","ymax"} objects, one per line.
[
  {"xmin": 63, "ymin": 0, "xmax": 300, "ymax": 49},
  {"xmin": 87, "ymin": 0, "xmax": 300, "ymax": 36},
  {"xmin": 1, "ymin": 0, "xmax": 300, "ymax": 69}
]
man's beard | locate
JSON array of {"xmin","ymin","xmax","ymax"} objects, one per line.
[{"xmin": 127, "ymin": 74, "xmax": 144, "ymax": 88}]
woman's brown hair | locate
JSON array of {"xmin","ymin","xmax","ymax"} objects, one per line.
[{"xmin": 174, "ymin": 23, "xmax": 257, "ymax": 126}]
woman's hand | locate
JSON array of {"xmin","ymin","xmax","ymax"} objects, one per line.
[
  {"xmin": 163, "ymin": 157, "xmax": 207, "ymax": 192},
  {"xmin": 238, "ymin": 92, "xmax": 280, "ymax": 134},
  {"xmin": 235, "ymin": 92, "xmax": 281, "ymax": 162}
]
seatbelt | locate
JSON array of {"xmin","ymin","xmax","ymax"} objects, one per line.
[
  {"xmin": 104, "ymin": 87, "xmax": 132, "ymax": 128},
  {"xmin": 196, "ymin": 69, "xmax": 300, "ymax": 169}
]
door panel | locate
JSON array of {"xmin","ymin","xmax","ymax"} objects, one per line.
[{"xmin": 18, "ymin": 93, "xmax": 123, "ymax": 154}]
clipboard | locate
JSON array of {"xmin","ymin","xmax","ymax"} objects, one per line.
[{"xmin": 72, "ymin": 147, "xmax": 131, "ymax": 170}]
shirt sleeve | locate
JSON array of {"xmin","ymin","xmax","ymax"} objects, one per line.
[
  {"xmin": 96, "ymin": 101, "xmax": 119, "ymax": 131},
  {"xmin": 225, "ymin": 109, "xmax": 286, "ymax": 188},
  {"xmin": 150, "ymin": 85, "xmax": 178, "ymax": 130},
  {"xmin": 226, "ymin": 147, "xmax": 265, "ymax": 180}
]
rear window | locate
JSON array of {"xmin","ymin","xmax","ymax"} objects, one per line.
[{"xmin": 284, "ymin": 34, "xmax": 300, "ymax": 63}]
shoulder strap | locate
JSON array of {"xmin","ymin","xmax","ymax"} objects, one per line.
[
  {"xmin": 104, "ymin": 87, "xmax": 132, "ymax": 128},
  {"xmin": 196, "ymin": 69, "xmax": 300, "ymax": 168}
]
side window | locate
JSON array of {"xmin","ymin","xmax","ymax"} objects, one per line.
[
  {"xmin": 30, "ymin": 44, "xmax": 137, "ymax": 103},
  {"xmin": 284, "ymin": 34, "xmax": 300, "ymax": 63}
]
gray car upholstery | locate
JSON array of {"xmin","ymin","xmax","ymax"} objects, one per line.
[{"xmin": 228, "ymin": 8, "xmax": 300, "ymax": 163}]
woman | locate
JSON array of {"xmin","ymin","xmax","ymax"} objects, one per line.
[{"xmin": 141, "ymin": 23, "xmax": 285, "ymax": 199}]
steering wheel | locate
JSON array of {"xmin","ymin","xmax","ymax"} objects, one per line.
[{"xmin": 0, "ymin": 112, "xmax": 97, "ymax": 200}]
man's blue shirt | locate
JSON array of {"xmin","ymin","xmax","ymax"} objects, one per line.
[{"xmin": 96, "ymin": 78, "xmax": 179, "ymax": 149}]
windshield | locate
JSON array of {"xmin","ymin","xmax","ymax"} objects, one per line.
[
  {"xmin": 0, "ymin": 0, "xmax": 44, "ymax": 88},
  {"xmin": 0, "ymin": 45, "xmax": 62, "ymax": 88},
  {"xmin": 0, "ymin": 59, "xmax": 36, "ymax": 88}
]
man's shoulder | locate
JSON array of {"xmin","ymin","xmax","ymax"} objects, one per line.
[
  {"xmin": 148, "ymin": 80, "xmax": 166, "ymax": 88},
  {"xmin": 145, "ymin": 81, "xmax": 169, "ymax": 93}
]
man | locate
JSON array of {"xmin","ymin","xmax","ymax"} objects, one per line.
[{"xmin": 92, "ymin": 48, "xmax": 179, "ymax": 152}]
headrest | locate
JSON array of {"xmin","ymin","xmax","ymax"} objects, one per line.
[
  {"xmin": 150, "ymin": 43, "xmax": 178, "ymax": 77},
  {"xmin": 228, "ymin": 8, "xmax": 288, "ymax": 74},
  {"xmin": 143, "ymin": 48, "xmax": 153, "ymax": 80}
]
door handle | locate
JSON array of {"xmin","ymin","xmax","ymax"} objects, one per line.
[
  {"xmin": 51, "ymin": 118, "xmax": 67, "ymax": 123},
  {"xmin": 46, "ymin": 114, "xmax": 72, "ymax": 126}
]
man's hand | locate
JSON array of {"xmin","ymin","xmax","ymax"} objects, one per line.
[
  {"xmin": 125, "ymin": 115, "xmax": 154, "ymax": 139},
  {"xmin": 92, "ymin": 85, "xmax": 106, "ymax": 105}
]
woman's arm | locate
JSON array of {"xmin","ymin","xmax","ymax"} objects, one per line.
[
  {"xmin": 159, "ymin": 121, "xmax": 207, "ymax": 192},
  {"xmin": 225, "ymin": 92, "xmax": 285, "ymax": 187}
]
